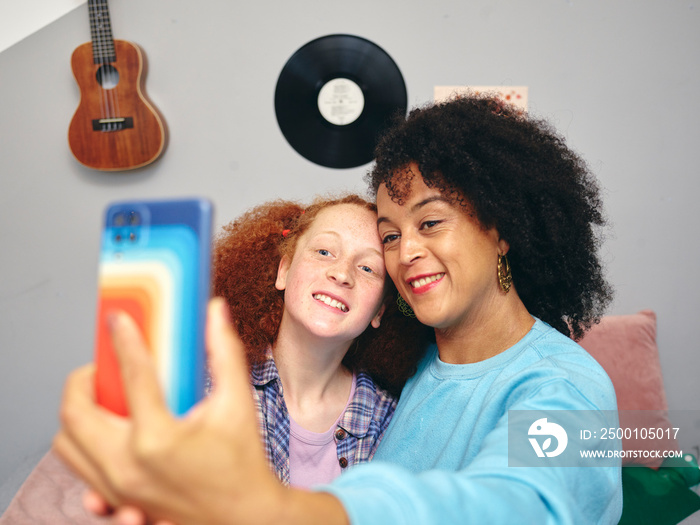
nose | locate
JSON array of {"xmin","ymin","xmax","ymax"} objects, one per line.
[
  {"xmin": 399, "ymin": 231, "xmax": 425, "ymax": 266},
  {"xmin": 327, "ymin": 259, "xmax": 354, "ymax": 287}
]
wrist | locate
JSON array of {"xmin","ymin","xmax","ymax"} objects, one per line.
[{"xmin": 272, "ymin": 487, "xmax": 350, "ymax": 525}]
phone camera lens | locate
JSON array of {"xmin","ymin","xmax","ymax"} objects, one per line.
[
  {"xmin": 129, "ymin": 232, "xmax": 137, "ymax": 242},
  {"xmin": 115, "ymin": 234, "xmax": 122, "ymax": 243},
  {"xmin": 129, "ymin": 212, "xmax": 141, "ymax": 226},
  {"xmin": 114, "ymin": 213, "xmax": 126, "ymax": 227}
]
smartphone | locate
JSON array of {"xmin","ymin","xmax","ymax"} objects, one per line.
[{"xmin": 94, "ymin": 198, "xmax": 213, "ymax": 417}]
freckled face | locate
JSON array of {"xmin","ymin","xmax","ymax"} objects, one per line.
[
  {"xmin": 376, "ymin": 170, "xmax": 508, "ymax": 332},
  {"xmin": 275, "ymin": 204, "xmax": 386, "ymax": 344}
]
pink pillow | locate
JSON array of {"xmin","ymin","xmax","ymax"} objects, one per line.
[{"xmin": 578, "ymin": 310, "xmax": 679, "ymax": 468}]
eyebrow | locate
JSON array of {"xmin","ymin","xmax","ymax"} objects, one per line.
[
  {"xmin": 377, "ymin": 195, "xmax": 452, "ymax": 226},
  {"xmin": 317, "ymin": 230, "xmax": 341, "ymax": 238},
  {"xmin": 364, "ymin": 248, "xmax": 384, "ymax": 260},
  {"xmin": 314, "ymin": 231, "xmax": 383, "ymax": 258}
]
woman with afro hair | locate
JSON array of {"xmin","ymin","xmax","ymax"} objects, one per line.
[{"xmin": 55, "ymin": 94, "xmax": 622, "ymax": 525}]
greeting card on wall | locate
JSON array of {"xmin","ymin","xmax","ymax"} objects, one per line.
[{"xmin": 434, "ymin": 85, "xmax": 528, "ymax": 112}]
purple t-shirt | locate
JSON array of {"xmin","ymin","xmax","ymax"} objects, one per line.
[{"xmin": 288, "ymin": 375, "xmax": 357, "ymax": 488}]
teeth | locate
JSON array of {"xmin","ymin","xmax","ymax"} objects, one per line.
[
  {"xmin": 313, "ymin": 294, "xmax": 348, "ymax": 312},
  {"xmin": 410, "ymin": 273, "xmax": 445, "ymax": 288}
]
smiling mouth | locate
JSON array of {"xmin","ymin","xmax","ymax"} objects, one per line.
[
  {"xmin": 409, "ymin": 273, "xmax": 445, "ymax": 288},
  {"xmin": 313, "ymin": 294, "xmax": 349, "ymax": 312}
]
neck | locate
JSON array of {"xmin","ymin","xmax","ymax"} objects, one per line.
[
  {"xmin": 272, "ymin": 335, "xmax": 351, "ymax": 400},
  {"xmin": 271, "ymin": 315, "xmax": 354, "ymax": 432},
  {"xmin": 435, "ymin": 289, "xmax": 534, "ymax": 364},
  {"xmin": 88, "ymin": 0, "xmax": 116, "ymax": 63}
]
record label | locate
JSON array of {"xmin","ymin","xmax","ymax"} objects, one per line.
[
  {"xmin": 274, "ymin": 34, "xmax": 407, "ymax": 169},
  {"xmin": 317, "ymin": 78, "xmax": 364, "ymax": 126}
]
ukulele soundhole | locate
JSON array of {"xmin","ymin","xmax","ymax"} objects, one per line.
[{"xmin": 96, "ymin": 64, "xmax": 120, "ymax": 89}]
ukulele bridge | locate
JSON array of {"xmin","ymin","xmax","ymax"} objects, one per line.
[{"xmin": 92, "ymin": 117, "xmax": 134, "ymax": 132}]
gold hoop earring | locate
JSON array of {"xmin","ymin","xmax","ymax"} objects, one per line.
[
  {"xmin": 498, "ymin": 254, "xmax": 513, "ymax": 294},
  {"xmin": 397, "ymin": 295, "xmax": 416, "ymax": 318}
]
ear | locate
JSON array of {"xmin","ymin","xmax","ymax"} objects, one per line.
[
  {"xmin": 497, "ymin": 236, "xmax": 510, "ymax": 256},
  {"xmin": 370, "ymin": 303, "xmax": 386, "ymax": 329},
  {"xmin": 275, "ymin": 255, "xmax": 291, "ymax": 291}
]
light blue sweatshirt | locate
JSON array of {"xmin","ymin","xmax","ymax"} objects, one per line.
[{"xmin": 321, "ymin": 318, "xmax": 623, "ymax": 524}]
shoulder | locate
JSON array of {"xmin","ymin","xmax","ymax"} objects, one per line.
[
  {"xmin": 249, "ymin": 352, "xmax": 280, "ymax": 387},
  {"xmin": 501, "ymin": 319, "xmax": 617, "ymax": 411},
  {"xmin": 249, "ymin": 354, "xmax": 282, "ymax": 416},
  {"xmin": 355, "ymin": 372, "xmax": 398, "ymax": 416},
  {"xmin": 340, "ymin": 372, "xmax": 397, "ymax": 436},
  {"xmin": 527, "ymin": 319, "xmax": 612, "ymax": 384}
]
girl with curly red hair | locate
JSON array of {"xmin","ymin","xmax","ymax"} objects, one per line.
[{"xmin": 212, "ymin": 194, "xmax": 427, "ymax": 488}]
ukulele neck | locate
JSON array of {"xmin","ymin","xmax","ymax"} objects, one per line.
[{"xmin": 88, "ymin": 0, "xmax": 116, "ymax": 64}]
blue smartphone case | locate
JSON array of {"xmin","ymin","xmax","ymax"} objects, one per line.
[{"xmin": 94, "ymin": 198, "xmax": 213, "ymax": 416}]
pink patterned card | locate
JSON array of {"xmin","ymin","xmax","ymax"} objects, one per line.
[{"xmin": 434, "ymin": 85, "xmax": 528, "ymax": 111}]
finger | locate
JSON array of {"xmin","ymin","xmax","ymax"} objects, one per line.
[
  {"xmin": 83, "ymin": 488, "xmax": 114, "ymax": 516},
  {"xmin": 57, "ymin": 365, "xmax": 117, "ymax": 464},
  {"xmin": 55, "ymin": 365, "xmax": 134, "ymax": 506},
  {"xmin": 112, "ymin": 505, "xmax": 148, "ymax": 525},
  {"xmin": 66, "ymin": 363, "xmax": 96, "ymax": 400},
  {"xmin": 52, "ymin": 433, "xmax": 120, "ymax": 507},
  {"xmin": 205, "ymin": 297, "xmax": 253, "ymax": 403},
  {"xmin": 57, "ymin": 365, "xmax": 128, "ymax": 460},
  {"xmin": 108, "ymin": 311, "xmax": 170, "ymax": 430}
]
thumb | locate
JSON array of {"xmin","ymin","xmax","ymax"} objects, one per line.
[
  {"xmin": 109, "ymin": 311, "xmax": 169, "ymax": 429},
  {"xmin": 205, "ymin": 298, "xmax": 252, "ymax": 405}
]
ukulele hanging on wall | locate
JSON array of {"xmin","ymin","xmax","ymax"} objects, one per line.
[{"xmin": 68, "ymin": 0, "xmax": 165, "ymax": 171}]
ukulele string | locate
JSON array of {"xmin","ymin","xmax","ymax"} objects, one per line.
[
  {"xmin": 96, "ymin": 0, "xmax": 117, "ymax": 131},
  {"xmin": 104, "ymin": 1, "xmax": 121, "ymax": 130},
  {"xmin": 111, "ymin": 41, "xmax": 121, "ymax": 130},
  {"xmin": 101, "ymin": 0, "xmax": 115, "ymax": 130},
  {"xmin": 93, "ymin": 0, "xmax": 108, "ymax": 126}
]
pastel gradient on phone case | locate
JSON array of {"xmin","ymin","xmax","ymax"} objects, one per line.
[{"xmin": 95, "ymin": 224, "xmax": 202, "ymax": 416}]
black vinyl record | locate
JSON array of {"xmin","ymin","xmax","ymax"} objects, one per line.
[{"xmin": 274, "ymin": 34, "xmax": 407, "ymax": 169}]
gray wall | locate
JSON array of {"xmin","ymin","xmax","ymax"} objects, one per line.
[{"xmin": 1, "ymin": 0, "xmax": 699, "ymax": 510}]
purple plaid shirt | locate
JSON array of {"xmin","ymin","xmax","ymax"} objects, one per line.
[{"xmin": 250, "ymin": 354, "xmax": 397, "ymax": 486}]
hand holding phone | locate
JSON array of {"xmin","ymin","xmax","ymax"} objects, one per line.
[{"xmin": 94, "ymin": 198, "xmax": 213, "ymax": 416}]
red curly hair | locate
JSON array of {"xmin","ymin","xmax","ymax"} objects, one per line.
[{"xmin": 212, "ymin": 194, "xmax": 430, "ymax": 395}]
